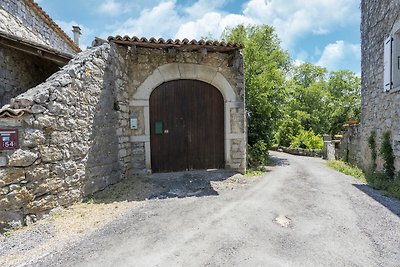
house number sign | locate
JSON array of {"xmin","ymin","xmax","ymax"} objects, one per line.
[{"xmin": 0, "ymin": 129, "xmax": 18, "ymax": 150}]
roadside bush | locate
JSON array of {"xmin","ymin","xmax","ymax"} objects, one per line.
[
  {"xmin": 380, "ymin": 132, "xmax": 395, "ymax": 180},
  {"xmin": 289, "ymin": 129, "xmax": 323, "ymax": 149},
  {"xmin": 248, "ymin": 140, "xmax": 269, "ymax": 166},
  {"xmin": 327, "ymin": 160, "xmax": 400, "ymax": 200},
  {"xmin": 368, "ymin": 130, "xmax": 377, "ymax": 171}
]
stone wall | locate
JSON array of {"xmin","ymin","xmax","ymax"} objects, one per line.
[
  {"xmin": 0, "ymin": 0, "xmax": 77, "ymax": 55},
  {"xmin": 337, "ymin": 125, "xmax": 361, "ymax": 166},
  {"xmin": 0, "ymin": 42, "xmax": 246, "ymax": 230},
  {"xmin": 0, "ymin": 45, "xmax": 60, "ymax": 106},
  {"xmin": 0, "ymin": 43, "xmax": 124, "ymax": 230},
  {"xmin": 360, "ymin": 0, "xmax": 400, "ymax": 171}
]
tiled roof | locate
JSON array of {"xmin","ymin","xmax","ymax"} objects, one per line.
[
  {"xmin": 25, "ymin": 0, "xmax": 80, "ymax": 53},
  {"xmin": 108, "ymin": 36, "xmax": 242, "ymax": 52},
  {"xmin": 0, "ymin": 107, "xmax": 31, "ymax": 118}
]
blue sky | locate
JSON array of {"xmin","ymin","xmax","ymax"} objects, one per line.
[{"xmin": 36, "ymin": 0, "xmax": 361, "ymax": 74}]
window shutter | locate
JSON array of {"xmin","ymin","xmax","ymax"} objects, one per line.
[{"xmin": 384, "ymin": 36, "xmax": 393, "ymax": 92}]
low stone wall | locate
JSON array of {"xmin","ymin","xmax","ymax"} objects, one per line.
[
  {"xmin": 0, "ymin": 43, "xmax": 126, "ymax": 230},
  {"xmin": 337, "ymin": 125, "xmax": 361, "ymax": 166},
  {"xmin": 273, "ymin": 147, "xmax": 323, "ymax": 157}
]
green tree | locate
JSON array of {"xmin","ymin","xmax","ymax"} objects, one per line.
[
  {"xmin": 275, "ymin": 63, "xmax": 360, "ymax": 149},
  {"xmin": 327, "ymin": 70, "xmax": 361, "ymax": 134},
  {"xmin": 223, "ymin": 25, "xmax": 290, "ymax": 147}
]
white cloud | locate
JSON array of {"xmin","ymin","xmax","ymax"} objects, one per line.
[
  {"xmin": 97, "ymin": 0, "xmax": 131, "ymax": 16},
  {"xmin": 175, "ymin": 12, "xmax": 254, "ymax": 40},
  {"xmin": 105, "ymin": 1, "xmax": 181, "ymax": 38},
  {"xmin": 184, "ymin": 0, "xmax": 228, "ymax": 19},
  {"xmin": 243, "ymin": 0, "xmax": 359, "ymax": 48},
  {"xmin": 316, "ymin": 41, "xmax": 360, "ymax": 71}
]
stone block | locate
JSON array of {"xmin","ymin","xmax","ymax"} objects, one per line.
[
  {"xmin": 39, "ymin": 146, "xmax": 63, "ymax": 162},
  {"xmin": 22, "ymin": 129, "xmax": 46, "ymax": 148},
  {"xmin": 0, "ymin": 156, "xmax": 7, "ymax": 167},
  {"xmin": 8, "ymin": 149, "xmax": 38, "ymax": 167},
  {"xmin": 0, "ymin": 168, "xmax": 25, "ymax": 187}
]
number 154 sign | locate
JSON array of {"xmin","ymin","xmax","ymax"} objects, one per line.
[{"xmin": 0, "ymin": 129, "xmax": 18, "ymax": 150}]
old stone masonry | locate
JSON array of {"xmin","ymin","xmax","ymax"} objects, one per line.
[{"xmin": 0, "ymin": 41, "xmax": 246, "ymax": 230}]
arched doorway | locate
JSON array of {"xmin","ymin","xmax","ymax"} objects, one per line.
[{"xmin": 150, "ymin": 79, "xmax": 224, "ymax": 172}]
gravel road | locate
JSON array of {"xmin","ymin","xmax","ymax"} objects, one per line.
[{"xmin": 4, "ymin": 151, "xmax": 400, "ymax": 266}]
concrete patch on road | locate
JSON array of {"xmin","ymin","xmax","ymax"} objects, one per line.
[{"xmin": 274, "ymin": 215, "xmax": 292, "ymax": 228}]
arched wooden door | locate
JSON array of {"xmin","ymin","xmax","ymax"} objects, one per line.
[{"xmin": 150, "ymin": 80, "xmax": 224, "ymax": 172}]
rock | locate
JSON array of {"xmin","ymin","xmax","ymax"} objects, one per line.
[
  {"xmin": 24, "ymin": 214, "xmax": 37, "ymax": 226},
  {"xmin": 32, "ymin": 87, "xmax": 50, "ymax": 104},
  {"xmin": 39, "ymin": 146, "xmax": 63, "ymax": 162},
  {"xmin": 0, "ymin": 168, "xmax": 25, "ymax": 187},
  {"xmin": 22, "ymin": 129, "xmax": 46, "ymax": 148},
  {"xmin": 8, "ymin": 149, "xmax": 38, "ymax": 167},
  {"xmin": 7, "ymin": 186, "xmax": 34, "ymax": 206},
  {"xmin": 51, "ymin": 131, "xmax": 72, "ymax": 144},
  {"xmin": 34, "ymin": 114, "xmax": 56, "ymax": 129},
  {"xmin": 26, "ymin": 195, "xmax": 58, "ymax": 214},
  {"xmin": 25, "ymin": 165, "xmax": 50, "ymax": 182},
  {"xmin": 0, "ymin": 156, "xmax": 7, "ymax": 167},
  {"xmin": 31, "ymin": 104, "xmax": 47, "ymax": 114},
  {"xmin": 0, "ymin": 211, "xmax": 24, "ymax": 229}
]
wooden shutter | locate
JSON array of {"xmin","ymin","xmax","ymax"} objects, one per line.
[{"xmin": 384, "ymin": 36, "xmax": 393, "ymax": 92}]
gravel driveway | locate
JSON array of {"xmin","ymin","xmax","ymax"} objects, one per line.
[{"xmin": 1, "ymin": 151, "xmax": 400, "ymax": 266}]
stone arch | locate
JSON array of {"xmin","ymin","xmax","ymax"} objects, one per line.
[{"xmin": 133, "ymin": 63, "xmax": 237, "ymax": 102}]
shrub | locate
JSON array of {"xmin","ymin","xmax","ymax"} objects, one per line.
[
  {"xmin": 380, "ymin": 132, "xmax": 395, "ymax": 180},
  {"xmin": 289, "ymin": 129, "xmax": 323, "ymax": 149},
  {"xmin": 248, "ymin": 140, "xmax": 269, "ymax": 166},
  {"xmin": 368, "ymin": 130, "xmax": 377, "ymax": 171},
  {"xmin": 327, "ymin": 160, "xmax": 400, "ymax": 200}
]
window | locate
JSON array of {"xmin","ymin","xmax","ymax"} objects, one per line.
[{"xmin": 384, "ymin": 29, "xmax": 400, "ymax": 91}]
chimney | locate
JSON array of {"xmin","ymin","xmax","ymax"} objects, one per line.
[{"xmin": 72, "ymin": 26, "xmax": 81, "ymax": 47}]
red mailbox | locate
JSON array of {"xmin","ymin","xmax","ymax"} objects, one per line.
[{"xmin": 0, "ymin": 129, "xmax": 18, "ymax": 150}]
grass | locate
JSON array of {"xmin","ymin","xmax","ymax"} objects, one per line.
[
  {"xmin": 327, "ymin": 160, "xmax": 400, "ymax": 199},
  {"xmin": 326, "ymin": 160, "xmax": 367, "ymax": 183},
  {"xmin": 245, "ymin": 166, "xmax": 268, "ymax": 177}
]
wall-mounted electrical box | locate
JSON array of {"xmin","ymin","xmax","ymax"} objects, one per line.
[{"xmin": 130, "ymin": 115, "xmax": 138, "ymax": 130}]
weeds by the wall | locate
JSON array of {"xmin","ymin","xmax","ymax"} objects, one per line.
[
  {"xmin": 248, "ymin": 140, "xmax": 269, "ymax": 167},
  {"xmin": 368, "ymin": 130, "xmax": 377, "ymax": 171},
  {"xmin": 380, "ymin": 132, "xmax": 395, "ymax": 180},
  {"xmin": 327, "ymin": 160, "xmax": 400, "ymax": 200}
]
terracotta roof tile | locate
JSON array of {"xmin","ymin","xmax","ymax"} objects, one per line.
[
  {"xmin": 25, "ymin": 0, "xmax": 80, "ymax": 53},
  {"xmin": 108, "ymin": 36, "xmax": 242, "ymax": 52},
  {"xmin": 0, "ymin": 107, "xmax": 30, "ymax": 118}
]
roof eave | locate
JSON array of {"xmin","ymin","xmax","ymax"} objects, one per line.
[{"xmin": 0, "ymin": 31, "xmax": 74, "ymax": 65}]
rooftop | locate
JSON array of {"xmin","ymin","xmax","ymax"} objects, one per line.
[{"xmin": 108, "ymin": 36, "xmax": 242, "ymax": 52}]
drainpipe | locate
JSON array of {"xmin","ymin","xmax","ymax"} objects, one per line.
[{"xmin": 72, "ymin": 26, "xmax": 81, "ymax": 48}]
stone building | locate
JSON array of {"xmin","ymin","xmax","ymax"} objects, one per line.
[
  {"xmin": 0, "ymin": 37, "xmax": 246, "ymax": 230},
  {"xmin": 358, "ymin": 0, "xmax": 400, "ymax": 171},
  {"xmin": 0, "ymin": 0, "xmax": 80, "ymax": 107}
]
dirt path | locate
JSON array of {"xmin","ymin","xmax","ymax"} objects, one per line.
[{"xmin": 2, "ymin": 151, "xmax": 400, "ymax": 266}]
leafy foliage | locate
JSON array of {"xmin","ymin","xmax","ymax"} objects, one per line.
[
  {"xmin": 327, "ymin": 160, "xmax": 400, "ymax": 200},
  {"xmin": 247, "ymin": 140, "xmax": 269, "ymax": 166},
  {"xmin": 289, "ymin": 129, "xmax": 323, "ymax": 150},
  {"xmin": 275, "ymin": 63, "xmax": 361, "ymax": 148},
  {"xmin": 368, "ymin": 131, "xmax": 377, "ymax": 171},
  {"xmin": 380, "ymin": 132, "xmax": 395, "ymax": 180},
  {"xmin": 223, "ymin": 25, "xmax": 290, "ymax": 147}
]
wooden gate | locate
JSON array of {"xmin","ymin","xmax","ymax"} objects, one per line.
[{"xmin": 150, "ymin": 80, "xmax": 224, "ymax": 172}]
